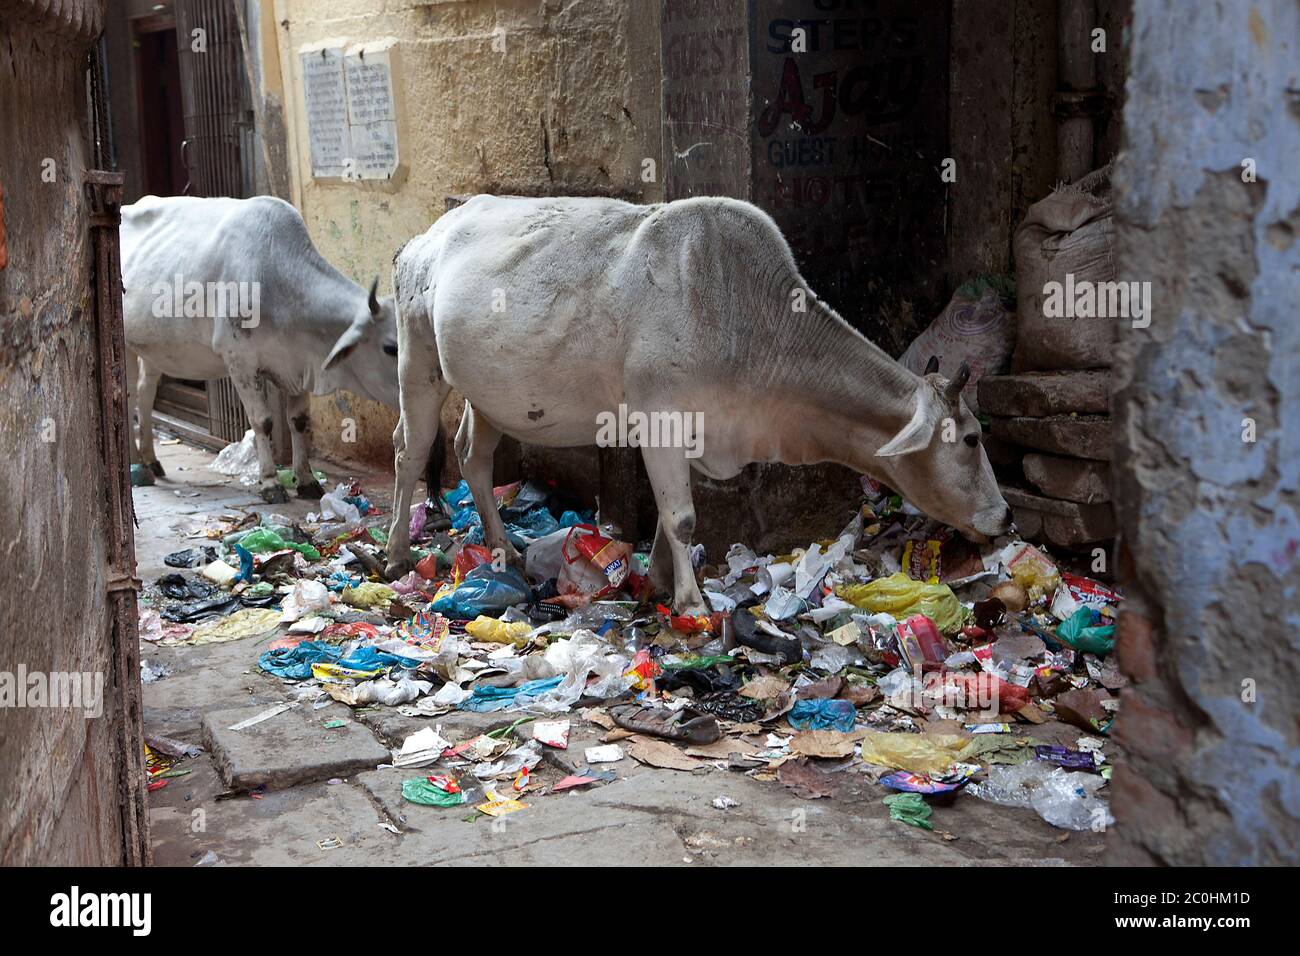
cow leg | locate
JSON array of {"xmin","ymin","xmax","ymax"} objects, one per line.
[
  {"xmin": 227, "ymin": 368, "xmax": 284, "ymax": 503},
  {"xmin": 125, "ymin": 349, "xmax": 141, "ymax": 467},
  {"xmin": 640, "ymin": 446, "xmax": 706, "ymax": 614},
  {"xmin": 135, "ymin": 361, "xmax": 166, "ymax": 477},
  {"xmin": 459, "ymin": 409, "xmax": 521, "ymax": 568},
  {"xmin": 649, "ymin": 518, "xmax": 674, "ymax": 592},
  {"xmin": 385, "ymin": 382, "xmax": 449, "ymax": 579},
  {"xmin": 284, "ymin": 392, "xmax": 323, "ymax": 499}
]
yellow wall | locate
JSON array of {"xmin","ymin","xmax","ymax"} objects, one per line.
[{"xmin": 260, "ymin": 0, "xmax": 663, "ymax": 469}]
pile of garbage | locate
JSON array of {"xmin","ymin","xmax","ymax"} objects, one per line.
[{"xmin": 138, "ymin": 475, "xmax": 1123, "ymax": 832}]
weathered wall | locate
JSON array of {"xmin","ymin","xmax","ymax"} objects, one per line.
[
  {"xmin": 0, "ymin": 0, "xmax": 133, "ymax": 864},
  {"xmin": 1109, "ymin": 0, "xmax": 1299, "ymax": 864},
  {"xmin": 267, "ymin": 0, "xmax": 663, "ymax": 469}
]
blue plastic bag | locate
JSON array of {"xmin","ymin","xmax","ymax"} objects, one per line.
[
  {"xmin": 789, "ymin": 698, "xmax": 857, "ymax": 732},
  {"xmin": 461, "ymin": 675, "xmax": 564, "ymax": 712},
  {"xmin": 258, "ymin": 641, "xmax": 340, "ymax": 680},
  {"xmin": 432, "ymin": 565, "xmax": 532, "ymax": 618}
]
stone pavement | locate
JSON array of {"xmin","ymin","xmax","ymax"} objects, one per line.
[{"xmin": 135, "ymin": 438, "xmax": 1105, "ymax": 867}]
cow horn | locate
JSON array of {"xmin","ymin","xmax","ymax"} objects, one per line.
[
  {"xmin": 944, "ymin": 361, "xmax": 970, "ymax": 403},
  {"xmin": 368, "ymin": 276, "xmax": 380, "ymax": 317},
  {"xmin": 923, "ymin": 355, "xmax": 939, "ymax": 375}
]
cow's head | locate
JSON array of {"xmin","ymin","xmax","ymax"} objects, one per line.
[
  {"xmin": 872, "ymin": 357, "xmax": 1012, "ymax": 542},
  {"xmin": 321, "ymin": 276, "xmax": 400, "ymax": 408}
]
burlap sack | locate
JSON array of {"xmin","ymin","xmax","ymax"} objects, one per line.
[{"xmin": 1011, "ymin": 166, "xmax": 1117, "ymax": 371}]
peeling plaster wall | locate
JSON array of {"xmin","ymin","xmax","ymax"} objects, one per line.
[
  {"xmin": 268, "ymin": 0, "xmax": 663, "ymax": 469},
  {"xmin": 0, "ymin": 0, "xmax": 128, "ymax": 864},
  {"xmin": 1109, "ymin": 0, "xmax": 1299, "ymax": 865}
]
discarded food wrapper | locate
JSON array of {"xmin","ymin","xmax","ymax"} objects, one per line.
[
  {"xmin": 584, "ymin": 744, "xmax": 624, "ymax": 763},
  {"xmin": 880, "ymin": 770, "xmax": 973, "ymax": 794},
  {"xmin": 532, "ymin": 719, "xmax": 571, "ymax": 749}
]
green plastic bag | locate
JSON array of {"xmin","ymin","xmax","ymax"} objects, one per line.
[
  {"xmin": 1055, "ymin": 607, "xmax": 1115, "ymax": 655},
  {"xmin": 401, "ymin": 778, "xmax": 466, "ymax": 807},
  {"xmin": 234, "ymin": 527, "xmax": 321, "ymax": 562},
  {"xmin": 883, "ymin": 792, "xmax": 933, "ymax": 830}
]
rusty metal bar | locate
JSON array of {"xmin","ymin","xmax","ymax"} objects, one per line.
[{"xmin": 85, "ymin": 168, "xmax": 152, "ymax": 867}]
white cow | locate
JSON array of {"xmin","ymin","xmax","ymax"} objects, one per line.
[
  {"xmin": 121, "ymin": 195, "xmax": 401, "ymax": 501},
  {"xmin": 384, "ymin": 195, "xmax": 1012, "ymax": 612}
]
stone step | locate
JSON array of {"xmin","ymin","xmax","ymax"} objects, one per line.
[
  {"xmin": 1022, "ymin": 452, "xmax": 1111, "ymax": 503},
  {"xmin": 1001, "ymin": 484, "xmax": 1115, "ymax": 548},
  {"xmin": 990, "ymin": 414, "xmax": 1111, "ymax": 461},
  {"xmin": 978, "ymin": 370, "xmax": 1110, "ymax": 417},
  {"xmin": 203, "ymin": 702, "xmax": 390, "ymax": 791}
]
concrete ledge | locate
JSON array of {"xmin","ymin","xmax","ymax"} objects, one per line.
[
  {"xmin": 991, "ymin": 414, "xmax": 1111, "ymax": 461},
  {"xmin": 1002, "ymin": 484, "xmax": 1115, "ymax": 548},
  {"xmin": 1023, "ymin": 452, "xmax": 1111, "ymax": 503},
  {"xmin": 978, "ymin": 370, "xmax": 1111, "ymax": 417},
  {"xmin": 202, "ymin": 704, "xmax": 390, "ymax": 791}
]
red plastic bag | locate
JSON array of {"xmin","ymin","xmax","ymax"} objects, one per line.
[
  {"xmin": 452, "ymin": 543, "xmax": 494, "ymax": 581},
  {"xmin": 560, "ymin": 524, "xmax": 631, "ymax": 596}
]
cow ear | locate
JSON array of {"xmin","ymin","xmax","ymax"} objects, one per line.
[
  {"xmin": 368, "ymin": 277, "xmax": 381, "ymax": 317},
  {"xmin": 923, "ymin": 355, "xmax": 940, "ymax": 375},
  {"xmin": 323, "ymin": 320, "xmax": 366, "ymax": 371},
  {"xmin": 876, "ymin": 389, "xmax": 936, "ymax": 458}
]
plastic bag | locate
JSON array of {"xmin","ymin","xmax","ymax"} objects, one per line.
[
  {"xmin": 211, "ymin": 429, "xmax": 260, "ymax": 485},
  {"xmin": 561, "ymin": 524, "xmax": 631, "ymax": 591},
  {"xmin": 432, "ymin": 565, "xmax": 531, "ymax": 619},
  {"xmin": 319, "ymin": 483, "xmax": 361, "ymax": 523},
  {"xmin": 1055, "ymin": 607, "xmax": 1116, "ymax": 655},
  {"xmin": 234, "ymin": 527, "xmax": 321, "ymax": 562},
  {"xmin": 525, "ymin": 527, "xmax": 571, "ymax": 581},
  {"xmin": 464, "ymin": 615, "xmax": 534, "ymax": 646},
  {"xmin": 968, "ymin": 762, "xmax": 1112, "ymax": 831},
  {"xmin": 402, "ymin": 777, "xmax": 466, "ymax": 807},
  {"xmin": 858, "ymin": 731, "xmax": 989, "ymax": 775},
  {"xmin": 280, "ymin": 579, "xmax": 331, "ymax": 623},
  {"xmin": 837, "ymin": 573, "xmax": 966, "ymax": 634},
  {"xmin": 789, "ymin": 698, "xmax": 856, "ymax": 732},
  {"xmin": 340, "ymin": 581, "xmax": 395, "ymax": 608}
]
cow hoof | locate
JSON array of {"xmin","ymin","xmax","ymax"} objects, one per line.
[
  {"xmin": 296, "ymin": 478, "xmax": 324, "ymax": 500},
  {"xmin": 384, "ymin": 559, "xmax": 413, "ymax": 581},
  {"xmin": 258, "ymin": 482, "xmax": 289, "ymax": 504},
  {"xmin": 147, "ymin": 460, "xmax": 166, "ymax": 478}
]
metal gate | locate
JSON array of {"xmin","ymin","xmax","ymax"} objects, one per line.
[{"xmin": 174, "ymin": 0, "xmax": 250, "ymax": 443}]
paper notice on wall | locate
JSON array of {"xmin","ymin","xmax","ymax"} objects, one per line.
[
  {"xmin": 301, "ymin": 44, "xmax": 399, "ymax": 180},
  {"xmin": 344, "ymin": 50, "xmax": 399, "ymax": 178},
  {"xmin": 302, "ymin": 48, "xmax": 349, "ymax": 177}
]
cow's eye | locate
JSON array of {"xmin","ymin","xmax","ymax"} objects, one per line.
[
  {"xmin": 383, "ymin": 342, "xmax": 399, "ymax": 356},
  {"xmin": 963, "ymin": 434, "xmax": 979, "ymax": 448}
]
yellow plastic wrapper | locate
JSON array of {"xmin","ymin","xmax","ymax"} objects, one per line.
[
  {"xmin": 858, "ymin": 732, "xmax": 986, "ymax": 775},
  {"xmin": 1005, "ymin": 545, "xmax": 1061, "ymax": 602},
  {"xmin": 340, "ymin": 582, "xmax": 396, "ymax": 608},
  {"xmin": 311, "ymin": 661, "xmax": 385, "ymax": 681},
  {"xmin": 836, "ymin": 573, "xmax": 966, "ymax": 634},
  {"xmin": 464, "ymin": 615, "xmax": 534, "ymax": 646},
  {"xmin": 186, "ymin": 608, "xmax": 282, "ymax": 646}
]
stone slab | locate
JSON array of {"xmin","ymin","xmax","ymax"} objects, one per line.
[
  {"xmin": 978, "ymin": 370, "xmax": 1110, "ymax": 417},
  {"xmin": 1002, "ymin": 484, "xmax": 1115, "ymax": 547},
  {"xmin": 203, "ymin": 703, "xmax": 390, "ymax": 791},
  {"xmin": 991, "ymin": 414, "xmax": 1111, "ymax": 460},
  {"xmin": 1022, "ymin": 452, "xmax": 1112, "ymax": 503}
]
